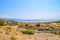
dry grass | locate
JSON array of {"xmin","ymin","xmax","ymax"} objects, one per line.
[
  {"xmin": 0, "ymin": 26, "xmax": 36, "ymax": 40},
  {"xmin": 0, "ymin": 26, "xmax": 59, "ymax": 40}
]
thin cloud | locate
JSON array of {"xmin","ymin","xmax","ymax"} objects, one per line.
[
  {"xmin": 38, "ymin": 13, "xmax": 57, "ymax": 20},
  {"xmin": 20, "ymin": 13, "xmax": 57, "ymax": 20},
  {"xmin": 0, "ymin": 15, "xmax": 12, "ymax": 18}
]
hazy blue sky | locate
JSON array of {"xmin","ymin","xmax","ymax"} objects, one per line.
[{"xmin": 0, "ymin": 0, "xmax": 60, "ymax": 20}]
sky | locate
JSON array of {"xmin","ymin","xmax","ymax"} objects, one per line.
[{"xmin": 0, "ymin": 0, "xmax": 60, "ymax": 20}]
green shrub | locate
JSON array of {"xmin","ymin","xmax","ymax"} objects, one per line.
[
  {"xmin": 21, "ymin": 29, "xmax": 34, "ymax": 35},
  {"xmin": 0, "ymin": 21, "xmax": 4, "ymax": 26},
  {"xmin": 25, "ymin": 24, "xmax": 28, "ymax": 26},
  {"xmin": 36, "ymin": 23, "xmax": 40, "ymax": 27},
  {"xmin": 25, "ymin": 26, "xmax": 33, "ymax": 29}
]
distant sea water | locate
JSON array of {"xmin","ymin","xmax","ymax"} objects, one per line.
[
  {"xmin": 3, "ymin": 18, "xmax": 57, "ymax": 23},
  {"xmin": 18, "ymin": 20, "xmax": 53, "ymax": 23}
]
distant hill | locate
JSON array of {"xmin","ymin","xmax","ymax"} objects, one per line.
[
  {"xmin": 52, "ymin": 21, "xmax": 60, "ymax": 23},
  {"xmin": 3, "ymin": 18, "xmax": 23, "ymax": 21}
]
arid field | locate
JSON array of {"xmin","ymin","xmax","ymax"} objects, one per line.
[
  {"xmin": 0, "ymin": 26, "xmax": 60, "ymax": 40},
  {"xmin": 0, "ymin": 19, "xmax": 60, "ymax": 40}
]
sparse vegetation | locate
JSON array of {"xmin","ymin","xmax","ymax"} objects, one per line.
[
  {"xmin": 36, "ymin": 23, "xmax": 40, "ymax": 27},
  {"xmin": 25, "ymin": 24, "xmax": 28, "ymax": 26},
  {"xmin": 25, "ymin": 26, "xmax": 33, "ymax": 29},
  {"xmin": 0, "ymin": 18, "xmax": 60, "ymax": 40},
  {"xmin": 0, "ymin": 21, "xmax": 4, "ymax": 26},
  {"xmin": 21, "ymin": 29, "xmax": 34, "ymax": 35}
]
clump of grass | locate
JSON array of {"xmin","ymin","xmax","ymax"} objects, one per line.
[
  {"xmin": 10, "ymin": 36, "xmax": 17, "ymax": 40},
  {"xmin": 21, "ymin": 29, "xmax": 34, "ymax": 35},
  {"xmin": 5, "ymin": 27, "xmax": 12, "ymax": 31},
  {"xmin": 46, "ymin": 39, "xmax": 48, "ymax": 40},
  {"xmin": 5, "ymin": 27, "xmax": 12, "ymax": 34}
]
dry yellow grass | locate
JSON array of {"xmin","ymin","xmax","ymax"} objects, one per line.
[
  {"xmin": 0, "ymin": 26, "xmax": 60, "ymax": 40},
  {"xmin": 0, "ymin": 26, "xmax": 36, "ymax": 40}
]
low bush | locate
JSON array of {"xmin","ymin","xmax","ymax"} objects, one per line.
[
  {"xmin": 21, "ymin": 29, "xmax": 34, "ymax": 35},
  {"xmin": 0, "ymin": 21, "xmax": 4, "ymax": 26},
  {"xmin": 25, "ymin": 26, "xmax": 33, "ymax": 29}
]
